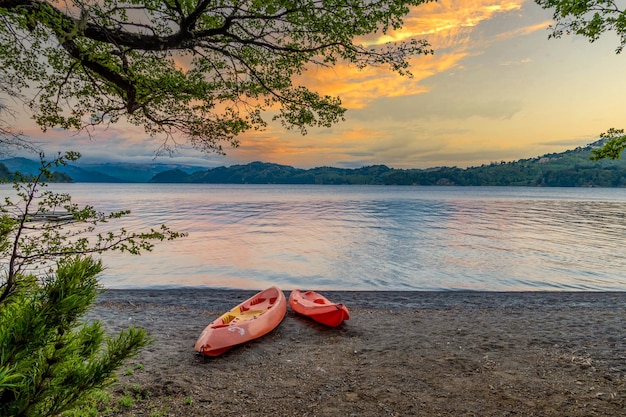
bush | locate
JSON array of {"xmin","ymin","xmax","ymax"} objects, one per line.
[{"xmin": 0, "ymin": 256, "xmax": 149, "ymax": 417}]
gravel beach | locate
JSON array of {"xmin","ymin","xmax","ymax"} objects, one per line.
[{"xmin": 88, "ymin": 290, "xmax": 626, "ymax": 416}]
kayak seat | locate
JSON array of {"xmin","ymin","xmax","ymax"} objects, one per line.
[
  {"xmin": 219, "ymin": 314, "xmax": 237, "ymax": 325},
  {"xmin": 250, "ymin": 297, "xmax": 266, "ymax": 305},
  {"xmin": 313, "ymin": 299, "xmax": 327, "ymax": 305}
]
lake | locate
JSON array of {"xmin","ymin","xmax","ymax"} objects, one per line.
[{"xmin": 2, "ymin": 183, "xmax": 626, "ymax": 291}]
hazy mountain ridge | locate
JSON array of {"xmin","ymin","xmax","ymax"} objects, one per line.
[
  {"xmin": 2, "ymin": 140, "xmax": 626, "ymax": 186},
  {"xmin": 0, "ymin": 158, "xmax": 209, "ymax": 183}
]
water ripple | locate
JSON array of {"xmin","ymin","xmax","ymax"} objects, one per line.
[{"xmin": 3, "ymin": 184, "xmax": 625, "ymax": 291}]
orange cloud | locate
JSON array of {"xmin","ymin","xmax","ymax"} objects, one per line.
[
  {"xmin": 492, "ymin": 20, "xmax": 552, "ymax": 42},
  {"xmin": 370, "ymin": 0, "xmax": 524, "ymax": 44},
  {"xmin": 231, "ymin": 122, "xmax": 389, "ymax": 168},
  {"xmin": 294, "ymin": 0, "xmax": 531, "ymax": 109}
]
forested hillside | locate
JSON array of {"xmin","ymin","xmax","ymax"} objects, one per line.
[{"xmin": 150, "ymin": 141, "xmax": 626, "ymax": 187}]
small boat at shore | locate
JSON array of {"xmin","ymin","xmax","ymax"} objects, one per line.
[
  {"xmin": 27, "ymin": 211, "xmax": 75, "ymax": 222},
  {"xmin": 195, "ymin": 286, "xmax": 287, "ymax": 357},
  {"xmin": 288, "ymin": 290, "xmax": 350, "ymax": 327}
]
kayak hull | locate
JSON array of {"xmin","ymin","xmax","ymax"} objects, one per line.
[
  {"xmin": 195, "ymin": 286, "xmax": 287, "ymax": 357},
  {"xmin": 288, "ymin": 290, "xmax": 350, "ymax": 327}
]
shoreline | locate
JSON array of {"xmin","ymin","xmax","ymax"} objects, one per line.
[
  {"xmin": 89, "ymin": 290, "xmax": 626, "ymax": 416},
  {"xmin": 96, "ymin": 288, "xmax": 626, "ymax": 311}
]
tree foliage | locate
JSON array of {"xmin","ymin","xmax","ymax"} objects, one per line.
[
  {"xmin": 536, "ymin": 0, "xmax": 626, "ymax": 53},
  {"xmin": 590, "ymin": 128, "xmax": 626, "ymax": 160},
  {"xmin": 536, "ymin": 0, "xmax": 626, "ymax": 160},
  {"xmin": 0, "ymin": 0, "xmax": 433, "ymax": 154}
]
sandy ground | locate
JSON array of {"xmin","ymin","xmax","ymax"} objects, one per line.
[{"xmin": 86, "ymin": 290, "xmax": 626, "ymax": 416}]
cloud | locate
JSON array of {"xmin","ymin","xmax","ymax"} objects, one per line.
[
  {"xmin": 14, "ymin": 121, "xmax": 220, "ymax": 166},
  {"xmin": 295, "ymin": 0, "xmax": 538, "ymax": 111},
  {"xmin": 498, "ymin": 58, "xmax": 533, "ymax": 66},
  {"xmin": 349, "ymin": 91, "xmax": 523, "ymax": 122},
  {"xmin": 364, "ymin": 0, "xmax": 525, "ymax": 46},
  {"xmin": 235, "ymin": 114, "xmax": 477, "ymax": 169},
  {"xmin": 536, "ymin": 137, "xmax": 601, "ymax": 148},
  {"xmin": 231, "ymin": 123, "xmax": 386, "ymax": 167}
]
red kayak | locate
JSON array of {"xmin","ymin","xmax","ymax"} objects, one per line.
[
  {"xmin": 195, "ymin": 286, "xmax": 287, "ymax": 356},
  {"xmin": 288, "ymin": 290, "xmax": 350, "ymax": 327}
]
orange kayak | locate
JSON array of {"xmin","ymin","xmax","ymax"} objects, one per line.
[
  {"xmin": 288, "ymin": 290, "xmax": 350, "ymax": 327},
  {"xmin": 195, "ymin": 286, "xmax": 287, "ymax": 357}
]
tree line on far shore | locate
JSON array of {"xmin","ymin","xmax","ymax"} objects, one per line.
[
  {"xmin": 0, "ymin": 162, "xmax": 73, "ymax": 183},
  {"xmin": 149, "ymin": 140, "xmax": 626, "ymax": 187}
]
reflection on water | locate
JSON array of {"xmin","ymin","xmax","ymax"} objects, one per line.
[{"xmin": 2, "ymin": 184, "xmax": 626, "ymax": 291}]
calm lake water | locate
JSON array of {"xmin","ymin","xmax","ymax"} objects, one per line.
[{"xmin": 3, "ymin": 184, "xmax": 626, "ymax": 291}]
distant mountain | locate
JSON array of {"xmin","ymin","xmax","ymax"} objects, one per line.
[
  {"xmin": 55, "ymin": 165, "xmax": 125, "ymax": 183},
  {"xmin": 149, "ymin": 140, "xmax": 626, "ymax": 187},
  {"xmin": 3, "ymin": 140, "xmax": 626, "ymax": 186},
  {"xmin": 149, "ymin": 161, "xmax": 396, "ymax": 184},
  {"xmin": 73, "ymin": 162, "xmax": 206, "ymax": 182},
  {"xmin": 0, "ymin": 157, "xmax": 43, "ymax": 175},
  {"xmin": 150, "ymin": 169, "xmax": 192, "ymax": 183},
  {"xmin": 0, "ymin": 158, "xmax": 209, "ymax": 183}
]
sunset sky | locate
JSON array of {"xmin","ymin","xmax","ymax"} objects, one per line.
[{"xmin": 11, "ymin": 0, "xmax": 626, "ymax": 169}]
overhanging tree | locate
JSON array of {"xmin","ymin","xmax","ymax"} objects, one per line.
[
  {"xmin": 536, "ymin": 0, "xmax": 626, "ymax": 160},
  {"xmin": 0, "ymin": 0, "xmax": 433, "ymax": 154}
]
